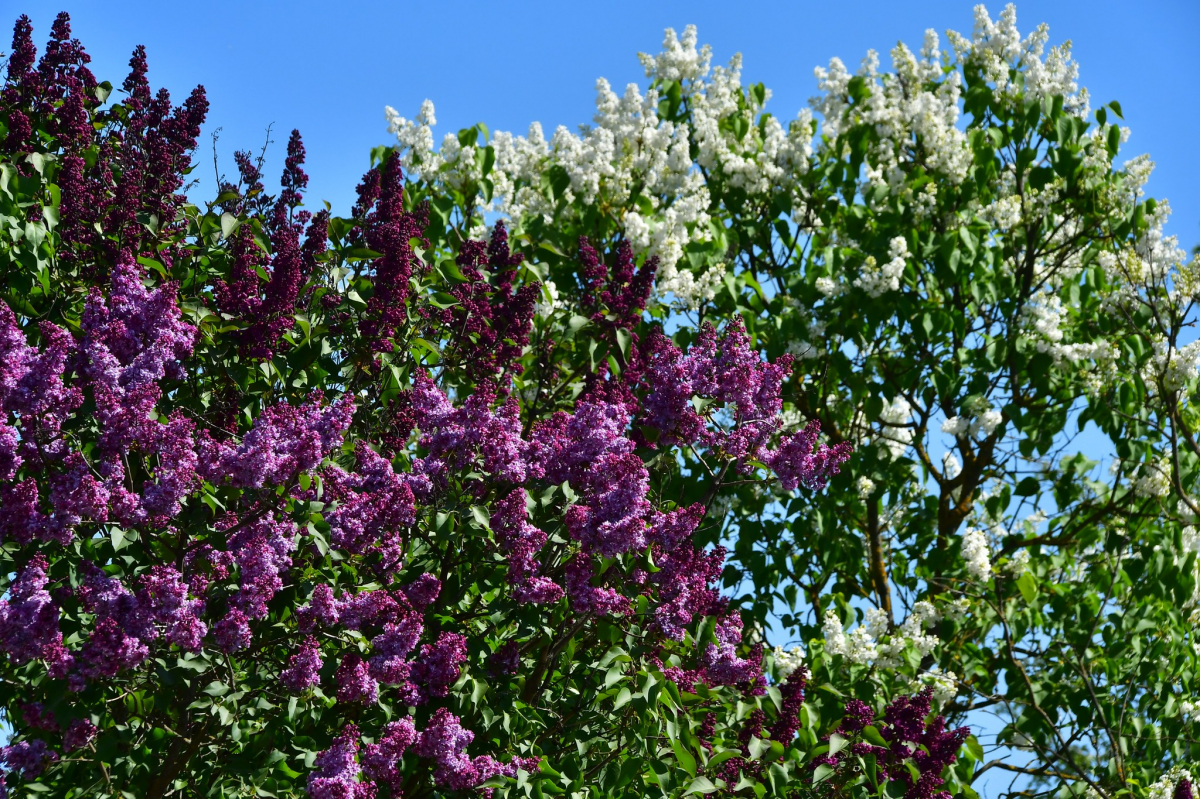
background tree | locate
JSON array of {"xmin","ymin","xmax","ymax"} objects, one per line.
[{"xmin": 385, "ymin": 5, "xmax": 1200, "ymax": 796}]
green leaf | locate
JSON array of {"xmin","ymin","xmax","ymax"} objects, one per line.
[
  {"xmin": 1014, "ymin": 476, "xmax": 1040, "ymax": 496},
  {"xmin": 110, "ymin": 526, "xmax": 129, "ymax": 552},
  {"xmin": 672, "ymin": 737, "xmax": 698, "ymax": 777},
  {"xmin": 966, "ymin": 734, "xmax": 985, "ymax": 761},
  {"xmin": 863, "ymin": 725, "xmax": 888, "ymax": 748},
  {"xmin": 685, "ymin": 776, "xmax": 717, "ymax": 795},
  {"xmin": 616, "ymin": 328, "xmax": 632, "ymax": 360},
  {"xmin": 0, "ymin": 163, "xmax": 15, "ymax": 198},
  {"xmin": 1017, "ymin": 571, "xmax": 1038, "ymax": 604},
  {"xmin": 220, "ymin": 212, "xmax": 239, "ymax": 239}
]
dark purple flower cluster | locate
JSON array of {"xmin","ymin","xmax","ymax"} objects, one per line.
[
  {"xmin": 413, "ymin": 708, "xmax": 536, "ymax": 791},
  {"xmin": 296, "ymin": 579, "xmax": 485, "ymax": 708},
  {"xmin": 354, "ymin": 154, "xmax": 429, "ymax": 353},
  {"xmin": 361, "ymin": 719, "xmax": 417, "ymax": 793},
  {"xmin": 492, "ymin": 487, "xmax": 563, "ymax": 604},
  {"xmin": 0, "ymin": 555, "xmax": 71, "ymax": 676},
  {"xmin": 639, "ymin": 318, "xmax": 852, "ymax": 488},
  {"xmin": 211, "ymin": 129, "xmax": 330, "ymax": 360},
  {"xmin": 63, "ymin": 719, "xmax": 97, "ymax": 753},
  {"xmin": 325, "ymin": 444, "xmax": 423, "ymax": 570},
  {"xmin": 307, "ymin": 724, "xmax": 376, "ymax": 799},
  {"xmin": 281, "ymin": 636, "xmax": 324, "ymax": 693},
  {"xmin": 768, "ymin": 669, "xmax": 810, "ymax": 743},
  {"xmin": 19, "ymin": 703, "xmax": 58, "ymax": 732},
  {"xmin": 435, "ymin": 221, "xmax": 540, "ymax": 383},
  {"xmin": 576, "ymin": 236, "xmax": 658, "ymax": 326},
  {"xmin": 818, "ymin": 688, "xmax": 969, "ymax": 799},
  {"xmin": 0, "ymin": 738, "xmax": 57, "ymax": 781},
  {"xmin": 412, "ymin": 374, "xmax": 532, "ymax": 485},
  {"xmin": 228, "ymin": 514, "xmax": 297, "ymax": 619},
  {"xmin": 3, "ymin": 15, "xmax": 208, "ymax": 271},
  {"xmin": 73, "ymin": 561, "xmax": 205, "ymax": 682}
]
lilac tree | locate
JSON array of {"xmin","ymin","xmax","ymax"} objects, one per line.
[{"xmin": 0, "ymin": 14, "xmax": 975, "ymax": 799}]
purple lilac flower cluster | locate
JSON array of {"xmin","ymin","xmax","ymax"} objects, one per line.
[
  {"xmin": 576, "ymin": 236, "xmax": 658, "ymax": 327},
  {"xmin": 436, "ymin": 221, "xmax": 540, "ymax": 383},
  {"xmin": 822, "ymin": 688, "xmax": 970, "ymax": 799},
  {"xmin": 2, "ymin": 14, "xmax": 208, "ymax": 273},
  {"xmin": 307, "ymin": 716, "xmax": 539, "ymax": 798},
  {"xmin": 640, "ymin": 317, "xmax": 853, "ymax": 485},
  {"xmin": 295, "ymin": 578, "xmax": 475, "ymax": 707}
]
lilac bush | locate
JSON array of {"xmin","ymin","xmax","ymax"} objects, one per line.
[{"xmin": 0, "ymin": 14, "xmax": 973, "ymax": 799}]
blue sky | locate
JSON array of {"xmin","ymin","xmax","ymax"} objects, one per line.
[{"xmin": 16, "ymin": 1, "xmax": 1199, "ymax": 249}]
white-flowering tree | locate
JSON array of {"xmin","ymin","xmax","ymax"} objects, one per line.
[{"xmin": 384, "ymin": 4, "xmax": 1200, "ymax": 796}]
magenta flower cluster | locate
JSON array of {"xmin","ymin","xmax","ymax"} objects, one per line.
[{"xmin": 832, "ymin": 688, "xmax": 970, "ymax": 799}]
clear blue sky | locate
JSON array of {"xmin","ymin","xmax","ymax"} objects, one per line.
[{"xmin": 15, "ymin": 1, "xmax": 1199, "ymax": 249}]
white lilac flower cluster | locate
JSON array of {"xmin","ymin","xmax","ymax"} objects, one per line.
[
  {"xmin": 942, "ymin": 405, "xmax": 1003, "ymax": 440},
  {"xmin": 1004, "ymin": 548, "xmax": 1031, "ymax": 577},
  {"xmin": 1018, "ymin": 291, "xmax": 1119, "ymax": 372},
  {"xmin": 907, "ymin": 666, "xmax": 960, "ymax": 707},
  {"xmin": 385, "ymin": 25, "xmax": 813, "ymax": 309},
  {"xmin": 961, "ymin": 527, "xmax": 994, "ymax": 582},
  {"xmin": 822, "ymin": 601, "xmax": 943, "ymax": 669},
  {"xmin": 1149, "ymin": 767, "xmax": 1195, "ymax": 799},
  {"xmin": 1182, "ymin": 699, "xmax": 1200, "ymax": 723},
  {"xmin": 772, "ymin": 644, "xmax": 806, "ymax": 680},
  {"xmin": 812, "ymin": 30, "xmax": 971, "ymax": 191},
  {"xmin": 1132, "ymin": 457, "xmax": 1173, "ymax": 500},
  {"xmin": 384, "ymin": 100, "xmax": 439, "ymax": 182},
  {"xmin": 876, "ymin": 397, "xmax": 915, "ymax": 459},
  {"xmin": 1142, "ymin": 339, "xmax": 1200, "ymax": 396},
  {"xmin": 534, "ymin": 280, "xmax": 562, "ymax": 318},
  {"xmin": 384, "ymin": 5, "xmax": 1163, "ymax": 330},
  {"xmin": 947, "ymin": 5, "xmax": 1088, "ymax": 116},
  {"xmin": 853, "ymin": 237, "xmax": 909, "ymax": 298}
]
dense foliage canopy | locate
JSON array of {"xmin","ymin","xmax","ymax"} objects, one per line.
[
  {"xmin": 0, "ymin": 11, "xmax": 982, "ymax": 799},
  {"xmin": 4, "ymin": 3, "xmax": 1200, "ymax": 798},
  {"xmin": 384, "ymin": 4, "xmax": 1200, "ymax": 798}
]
